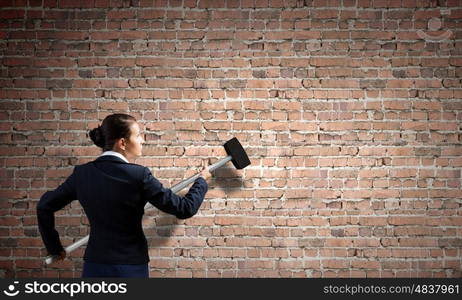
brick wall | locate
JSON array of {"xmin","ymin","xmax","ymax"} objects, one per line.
[{"xmin": 1, "ymin": 0, "xmax": 461, "ymax": 278}]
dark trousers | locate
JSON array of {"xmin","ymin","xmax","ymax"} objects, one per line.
[{"xmin": 82, "ymin": 261, "xmax": 149, "ymax": 278}]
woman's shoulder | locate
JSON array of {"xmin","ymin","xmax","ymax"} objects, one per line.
[
  {"xmin": 125, "ymin": 162, "xmax": 149, "ymax": 173},
  {"xmin": 76, "ymin": 159, "xmax": 149, "ymax": 180}
]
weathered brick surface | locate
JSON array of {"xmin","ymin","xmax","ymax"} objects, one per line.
[{"xmin": 0, "ymin": 0, "xmax": 461, "ymax": 278}]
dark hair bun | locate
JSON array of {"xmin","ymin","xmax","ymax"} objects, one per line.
[{"xmin": 89, "ymin": 126, "xmax": 105, "ymax": 148}]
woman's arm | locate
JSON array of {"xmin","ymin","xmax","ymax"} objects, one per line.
[
  {"xmin": 141, "ymin": 167, "xmax": 208, "ymax": 219},
  {"xmin": 36, "ymin": 168, "xmax": 77, "ymax": 255}
]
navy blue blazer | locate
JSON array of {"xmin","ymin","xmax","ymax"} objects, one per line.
[{"xmin": 37, "ymin": 155, "xmax": 208, "ymax": 264}]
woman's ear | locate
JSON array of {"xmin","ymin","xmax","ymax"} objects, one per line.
[
  {"xmin": 115, "ymin": 138, "xmax": 126, "ymax": 151},
  {"xmin": 120, "ymin": 138, "xmax": 127, "ymax": 151}
]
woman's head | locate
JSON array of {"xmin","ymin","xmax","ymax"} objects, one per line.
[{"xmin": 89, "ymin": 113, "xmax": 144, "ymax": 160}]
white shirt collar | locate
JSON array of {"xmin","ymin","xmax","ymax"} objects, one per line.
[{"xmin": 99, "ymin": 151, "xmax": 129, "ymax": 163}]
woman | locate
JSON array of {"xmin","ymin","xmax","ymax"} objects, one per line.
[{"xmin": 37, "ymin": 113, "xmax": 211, "ymax": 277}]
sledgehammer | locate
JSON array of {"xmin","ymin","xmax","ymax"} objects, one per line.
[{"xmin": 45, "ymin": 137, "xmax": 251, "ymax": 264}]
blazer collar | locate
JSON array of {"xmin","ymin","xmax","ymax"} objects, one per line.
[
  {"xmin": 100, "ymin": 151, "xmax": 129, "ymax": 163},
  {"xmin": 94, "ymin": 155, "xmax": 128, "ymax": 164}
]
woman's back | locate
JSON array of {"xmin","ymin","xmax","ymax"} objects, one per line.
[{"xmin": 76, "ymin": 155, "xmax": 149, "ymax": 264}]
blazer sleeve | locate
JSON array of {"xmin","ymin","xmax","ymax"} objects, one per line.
[
  {"xmin": 141, "ymin": 167, "xmax": 208, "ymax": 219},
  {"xmin": 36, "ymin": 168, "xmax": 77, "ymax": 255}
]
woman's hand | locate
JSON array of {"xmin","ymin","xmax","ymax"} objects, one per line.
[
  {"xmin": 200, "ymin": 167, "xmax": 212, "ymax": 180},
  {"xmin": 53, "ymin": 250, "xmax": 66, "ymax": 262},
  {"xmin": 200, "ymin": 160, "xmax": 212, "ymax": 180}
]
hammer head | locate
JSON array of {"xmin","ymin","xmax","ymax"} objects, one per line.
[{"xmin": 223, "ymin": 137, "xmax": 251, "ymax": 169}]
